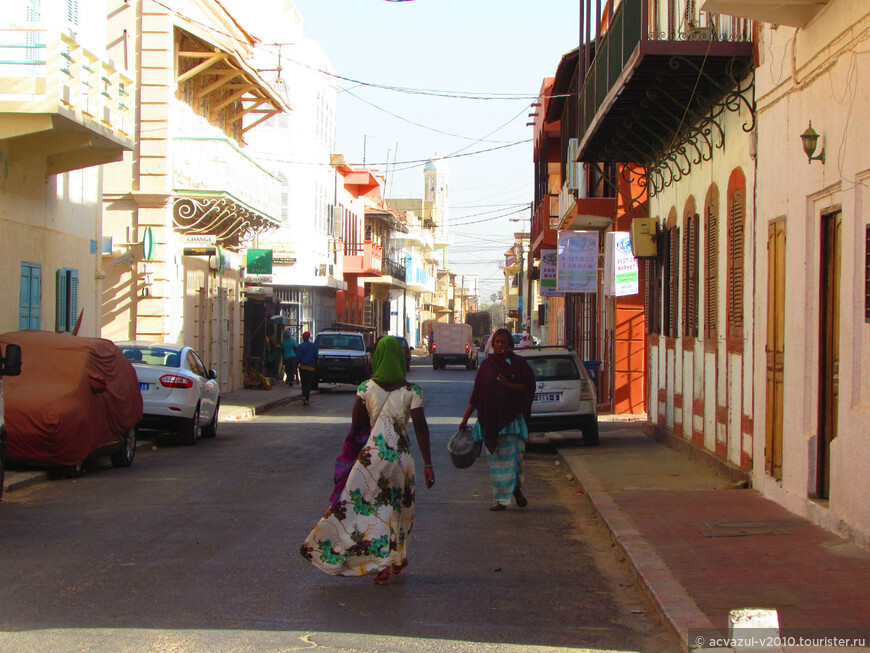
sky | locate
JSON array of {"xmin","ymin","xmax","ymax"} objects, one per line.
[{"xmin": 288, "ymin": 0, "xmax": 580, "ymax": 302}]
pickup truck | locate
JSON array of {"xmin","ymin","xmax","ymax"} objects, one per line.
[{"xmin": 314, "ymin": 331, "xmax": 372, "ymax": 386}]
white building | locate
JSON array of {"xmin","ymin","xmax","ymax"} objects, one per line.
[{"xmin": 228, "ymin": 0, "xmax": 344, "ymax": 340}]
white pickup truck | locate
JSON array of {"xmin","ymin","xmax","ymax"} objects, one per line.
[{"xmin": 431, "ymin": 323, "xmax": 478, "ymax": 370}]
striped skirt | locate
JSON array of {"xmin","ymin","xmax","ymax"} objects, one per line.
[{"xmin": 474, "ymin": 416, "xmax": 528, "ymax": 506}]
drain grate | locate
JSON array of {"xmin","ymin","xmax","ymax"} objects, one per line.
[{"xmin": 701, "ymin": 519, "xmax": 804, "ymax": 537}]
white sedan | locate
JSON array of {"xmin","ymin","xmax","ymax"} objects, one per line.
[{"xmin": 115, "ymin": 342, "xmax": 220, "ymax": 445}]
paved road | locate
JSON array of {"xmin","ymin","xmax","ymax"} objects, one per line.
[{"xmin": 0, "ymin": 359, "xmax": 678, "ymax": 653}]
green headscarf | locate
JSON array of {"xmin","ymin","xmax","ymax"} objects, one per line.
[{"xmin": 371, "ymin": 336, "xmax": 406, "ymax": 384}]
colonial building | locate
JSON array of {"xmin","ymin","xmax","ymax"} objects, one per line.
[
  {"xmin": 0, "ymin": 0, "xmax": 134, "ymax": 338},
  {"xmin": 705, "ymin": 0, "xmax": 870, "ymax": 545},
  {"xmin": 100, "ymin": 0, "xmax": 289, "ymax": 392}
]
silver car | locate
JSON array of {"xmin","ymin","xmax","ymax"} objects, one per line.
[
  {"xmin": 514, "ymin": 346, "xmax": 599, "ymax": 445},
  {"xmin": 115, "ymin": 342, "xmax": 220, "ymax": 445}
]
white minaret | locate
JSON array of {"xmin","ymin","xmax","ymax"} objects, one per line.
[{"xmin": 423, "ymin": 154, "xmax": 449, "ymax": 245}]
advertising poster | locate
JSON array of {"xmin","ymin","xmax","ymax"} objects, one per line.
[
  {"xmin": 605, "ymin": 231, "xmax": 639, "ymax": 297},
  {"xmin": 556, "ymin": 231, "xmax": 598, "ymax": 293},
  {"xmin": 540, "ymin": 249, "xmax": 564, "ymax": 297}
]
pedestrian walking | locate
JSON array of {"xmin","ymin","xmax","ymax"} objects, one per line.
[
  {"xmin": 301, "ymin": 336, "xmax": 434, "ymax": 584},
  {"xmin": 458, "ymin": 327, "xmax": 535, "ymax": 511},
  {"xmin": 280, "ymin": 331, "xmax": 298, "ymax": 386},
  {"xmin": 296, "ymin": 331, "xmax": 318, "ymax": 405}
]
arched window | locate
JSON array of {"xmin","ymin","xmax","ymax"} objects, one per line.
[
  {"xmin": 682, "ymin": 201, "xmax": 699, "ymax": 339},
  {"xmin": 663, "ymin": 208, "xmax": 679, "ymax": 339},
  {"xmin": 704, "ymin": 185, "xmax": 719, "ymax": 340},
  {"xmin": 727, "ymin": 183, "xmax": 746, "ymax": 341}
]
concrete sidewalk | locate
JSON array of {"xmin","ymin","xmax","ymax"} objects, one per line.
[{"xmin": 560, "ymin": 421, "xmax": 870, "ymax": 652}]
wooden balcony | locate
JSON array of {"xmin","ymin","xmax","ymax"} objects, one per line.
[
  {"xmin": 576, "ymin": 0, "xmax": 754, "ymax": 166},
  {"xmin": 343, "ymin": 241, "xmax": 383, "ymax": 277},
  {"xmin": 0, "ymin": 26, "xmax": 134, "ymax": 175},
  {"xmin": 531, "ymin": 193, "xmax": 559, "ymax": 256}
]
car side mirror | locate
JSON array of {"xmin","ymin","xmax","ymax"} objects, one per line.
[
  {"xmin": 208, "ymin": 369, "xmax": 217, "ymax": 380},
  {"xmin": 1, "ymin": 343, "xmax": 22, "ymax": 376}
]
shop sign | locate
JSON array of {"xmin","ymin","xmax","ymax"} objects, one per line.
[
  {"xmin": 604, "ymin": 231, "xmax": 638, "ymax": 297},
  {"xmin": 556, "ymin": 231, "xmax": 598, "ymax": 293},
  {"xmin": 540, "ymin": 249, "xmax": 564, "ymax": 297},
  {"xmin": 246, "ymin": 248, "xmax": 273, "ymax": 274}
]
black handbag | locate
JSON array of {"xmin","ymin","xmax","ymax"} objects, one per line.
[{"xmin": 447, "ymin": 427, "xmax": 482, "ymax": 469}]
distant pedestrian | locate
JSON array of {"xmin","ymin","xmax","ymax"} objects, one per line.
[
  {"xmin": 458, "ymin": 328, "xmax": 535, "ymax": 511},
  {"xmin": 516, "ymin": 332, "xmax": 534, "ymax": 349},
  {"xmin": 281, "ymin": 332, "xmax": 298, "ymax": 386},
  {"xmin": 296, "ymin": 331, "xmax": 318, "ymax": 405}
]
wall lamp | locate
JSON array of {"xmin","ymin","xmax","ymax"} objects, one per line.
[{"xmin": 800, "ymin": 121, "xmax": 825, "ymax": 164}]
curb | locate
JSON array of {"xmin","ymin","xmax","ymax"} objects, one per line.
[
  {"xmin": 219, "ymin": 394, "xmax": 299, "ymax": 422},
  {"xmin": 565, "ymin": 452, "xmax": 713, "ymax": 652}
]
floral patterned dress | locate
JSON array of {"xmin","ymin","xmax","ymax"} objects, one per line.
[{"xmin": 301, "ymin": 381, "xmax": 423, "ymax": 576}]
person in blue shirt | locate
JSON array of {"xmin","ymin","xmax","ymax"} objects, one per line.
[
  {"xmin": 281, "ymin": 332, "xmax": 298, "ymax": 386},
  {"xmin": 296, "ymin": 331, "xmax": 319, "ymax": 405}
]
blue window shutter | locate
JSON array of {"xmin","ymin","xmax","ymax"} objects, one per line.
[
  {"xmin": 19, "ymin": 263, "xmax": 41, "ymax": 330},
  {"xmin": 69, "ymin": 269, "xmax": 78, "ymax": 331},
  {"xmin": 56, "ymin": 268, "xmax": 79, "ymax": 332},
  {"xmin": 57, "ymin": 269, "xmax": 68, "ymax": 331}
]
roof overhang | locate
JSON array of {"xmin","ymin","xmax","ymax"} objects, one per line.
[
  {"xmin": 176, "ymin": 30, "xmax": 291, "ymax": 135},
  {"xmin": 701, "ymin": 0, "xmax": 829, "ymax": 28}
]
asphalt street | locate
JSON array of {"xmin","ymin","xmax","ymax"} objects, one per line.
[{"xmin": 0, "ymin": 359, "xmax": 679, "ymax": 653}]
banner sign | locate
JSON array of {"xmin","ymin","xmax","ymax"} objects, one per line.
[
  {"xmin": 246, "ymin": 249, "xmax": 273, "ymax": 274},
  {"xmin": 540, "ymin": 249, "xmax": 564, "ymax": 297},
  {"xmin": 605, "ymin": 231, "xmax": 639, "ymax": 297},
  {"xmin": 556, "ymin": 231, "xmax": 598, "ymax": 293}
]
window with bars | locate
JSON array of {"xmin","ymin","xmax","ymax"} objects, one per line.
[
  {"xmin": 682, "ymin": 213, "xmax": 700, "ymax": 338},
  {"xmin": 704, "ymin": 197, "xmax": 719, "ymax": 339},
  {"xmin": 663, "ymin": 225, "xmax": 680, "ymax": 339},
  {"xmin": 727, "ymin": 189, "xmax": 745, "ymax": 340}
]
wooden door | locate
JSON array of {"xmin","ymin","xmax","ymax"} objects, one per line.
[
  {"xmin": 817, "ymin": 211, "xmax": 841, "ymax": 498},
  {"xmin": 765, "ymin": 220, "xmax": 785, "ymax": 479}
]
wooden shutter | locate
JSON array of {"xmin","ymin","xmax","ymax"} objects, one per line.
[
  {"xmin": 683, "ymin": 214, "xmax": 699, "ymax": 338},
  {"xmin": 665, "ymin": 226, "xmax": 680, "ymax": 338},
  {"xmin": 727, "ymin": 189, "xmax": 745, "ymax": 339},
  {"xmin": 704, "ymin": 201, "xmax": 718, "ymax": 339},
  {"xmin": 766, "ymin": 220, "xmax": 785, "ymax": 479}
]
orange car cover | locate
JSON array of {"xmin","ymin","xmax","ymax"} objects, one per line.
[{"xmin": 0, "ymin": 331, "xmax": 143, "ymax": 467}]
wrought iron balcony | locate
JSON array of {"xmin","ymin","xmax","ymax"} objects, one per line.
[
  {"xmin": 382, "ymin": 257, "xmax": 407, "ymax": 283},
  {"xmin": 576, "ymin": 0, "xmax": 754, "ymax": 174},
  {"xmin": 171, "ymin": 136, "xmax": 282, "ymax": 249},
  {"xmin": 0, "ymin": 26, "xmax": 134, "ymax": 174}
]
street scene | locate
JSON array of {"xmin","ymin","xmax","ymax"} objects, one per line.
[
  {"xmin": 2, "ymin": 0, "xmax": 870, "ymax": 652},
  {"xmin": 1, "ymin": 360, "xmax": 677, "ymax": 653}
]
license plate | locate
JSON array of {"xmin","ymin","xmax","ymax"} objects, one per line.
[
  {"xmin": 534, "ymin": 393, "xmax": 562, "ymax": 403},
  {"xmin": 139, "ymin": 382, "xmax": 150, "ymax": 391}
]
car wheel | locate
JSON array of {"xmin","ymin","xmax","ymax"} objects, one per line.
[
  {"xmin": 64, "ymin": 461, "xmax": 86, "ymax": 478},
  {"xmin": 183, "ymin": 405, "xmax": 200, "ymax": 446},
  {"xmin": 111, "ymin": 425, "xmax": 137, "ymax": 467},
  {"xmin": 581, "ymin": 417, "xmax": 599, "ymax": 446},
  {"xmin": 201, "ymin": 400, "xmax": 219, "ymax": 439}
]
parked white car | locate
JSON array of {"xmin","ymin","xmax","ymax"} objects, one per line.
[
  {"xmin": 514, "ymin": 346, "xmax": 599, "ymax": 445},
  {"xmin": 115, "ymin": 342, "xmax": 220, "ymax": 445}
]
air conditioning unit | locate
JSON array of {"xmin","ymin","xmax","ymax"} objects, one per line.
[{"xmin": 630, "ymin": 217, "xmax": 660, "ymax": 258}]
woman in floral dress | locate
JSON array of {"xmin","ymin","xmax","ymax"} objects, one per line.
[{"xmin": 301, "ymin": 336, "xmax": 435, "ymax": 584}]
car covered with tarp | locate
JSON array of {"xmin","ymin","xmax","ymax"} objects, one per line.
[{"xmin": 0, "ymin": 331, "xmax": 143, "ymax": 474}]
